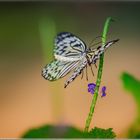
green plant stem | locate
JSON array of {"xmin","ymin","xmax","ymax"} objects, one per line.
[{"xmin": 84, "ymin": 17, "xmax": 113, "ymax": 132}]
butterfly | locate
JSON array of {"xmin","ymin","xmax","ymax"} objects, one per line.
[{"xmin": 42, "ymin": 32, "xmax": 119, "ymax": 88}]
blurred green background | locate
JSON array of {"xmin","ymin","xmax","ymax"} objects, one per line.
[{"xmin": 0, "ymin": 1, "xmax": 140, "ymax": 138}]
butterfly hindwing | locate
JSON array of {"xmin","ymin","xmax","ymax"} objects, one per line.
[
  {"xmin": 42, "ymin": 60, "xmax": 80, "ymax": 81},
  {"xmin": 64, "ymin": 58, "xmax": 87, "ymax": 88},
  {"xmin": 54, "ymin": 32, "xmax": 87, "ymax": 58}
]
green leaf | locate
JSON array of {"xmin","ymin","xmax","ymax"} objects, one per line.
[
  {"xmin": 121, "ymin": 72, "xmax": 140, "ymax": 102},
  {"xmin": 121, "ymin": 72, "xmax": 140, "ymax": 138},
  {"xmin": 87, "ymin": 127, "xmax": 116, "ymax": 138},
  {"xmin": 22, "ymin": 125, "xmax": 83, "ymax": 138},
  {"xmin": 22, "ymin": 125, "xmax": 116, "ymax": 138}
]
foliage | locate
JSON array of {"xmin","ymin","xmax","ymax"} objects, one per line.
[
  {"xmin": 88, "ymin": 127, "xmax": 116, "ymax": 138},
  {"xmin": 121, "ymin": 72, "xmax": 140, "ymax": 108},
  {"xmin": 22, "ymin": 125, "xmax": 116, "ymax": 138},
  {"xmin": 121, "ymin": 72, "xmax": 140, "ymax": 138}
]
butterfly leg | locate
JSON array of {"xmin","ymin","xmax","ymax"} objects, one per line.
[
  {"xmin": 95, "ymin": 63, "xmax": 97, "ymax": 68},
  {"xmin": 81, "ymin": 70, "xmax": 84, "ymax": 79},
  {"xmin": 90, "ymin": 64, "xmax": 94, "ymax": 77},
  {"xmin": 89, "ymin": 35, "xmax": 102, "ymax": 46},
  {"xmin": 86, "ymin": 65, "xmax": 88, "ymax": 81}
]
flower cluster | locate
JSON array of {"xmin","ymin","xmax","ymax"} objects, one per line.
[{"xmin": 88, "ymin": 83, "xmax": 107, "ymax": 97}]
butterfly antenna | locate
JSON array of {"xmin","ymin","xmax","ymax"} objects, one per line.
[
  {"xmin": 90, "ymin": 65, "xmax": 94, "ymax": 77},
  {"xmin": 89, "ymin": 35, "xmax": 105, "ymax": 47},
  {"xmin": 86, "ymin": 65, "xmax": 88, "ymax": 81},
  {"xmin": 89, "ymin": 35, "xmax": 102, "ymax": 46},
  {"xmin": 89, "ymin": 41, "xmax": 102, "ymax": 48}
]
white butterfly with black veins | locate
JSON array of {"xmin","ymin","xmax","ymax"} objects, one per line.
[{"xmin": 42, "ymin": 32, "xmax": 119, "ymax": 88}]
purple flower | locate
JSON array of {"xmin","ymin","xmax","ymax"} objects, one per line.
[
  {"xmin": 101, "ymin": 86, "xmax": 107, "ymax": 97},
  {"xmin": 88, "ymin": 83, "xmax": 107, "ymax": 97},
  {"xmin": 88, "ymin": 83, "xmax": 96, "ymax": 94}
]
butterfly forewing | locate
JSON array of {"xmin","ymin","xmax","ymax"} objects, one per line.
[{"xmin": 54, "ymin": 32, "xmax": 87, "ymax": 59}]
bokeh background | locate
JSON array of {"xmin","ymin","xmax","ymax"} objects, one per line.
[{"xmin": 0, "ymin": 1, "xmax": 140, "ymax": 138}]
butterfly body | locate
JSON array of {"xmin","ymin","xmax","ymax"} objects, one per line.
[{"xmin": 42, "ymin": 32, "xmax": 119, "ymax": 88}]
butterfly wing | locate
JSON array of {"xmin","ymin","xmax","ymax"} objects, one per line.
[
  {"xmin": 54, "ymin": 32, "xmax": 87, "ymax": 59},
  {"xmin": 42, "ymin": 32, "xmax": 88, "ymax": 85},
  {"xmin": 42, "ymin": 60, "xmax": 81, "ymax": 81},
  {"xmin": 64, "ymin": 58, "xmax": 88, "ymax": 88}
]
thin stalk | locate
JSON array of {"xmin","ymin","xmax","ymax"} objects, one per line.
[
  {"xmin": 84, "ymin": 17, "xmax": 113, "ymax": 132},
  {"xmin": 40, "ymin": 17, "xmax": 64, "ymax": 123}
]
